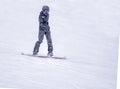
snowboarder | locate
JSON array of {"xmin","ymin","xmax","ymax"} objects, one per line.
[{"xmin": 33, "ymin": 5, "xmax": 53, "ymax": 56}]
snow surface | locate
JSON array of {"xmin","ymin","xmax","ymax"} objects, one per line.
[
  {"xmin": 117, "ymin": 38, "xmax": 120, "ymax": 89},
  {"xmin": 0, "ymin": 0, "xmax": 120, "ymax": 89}
]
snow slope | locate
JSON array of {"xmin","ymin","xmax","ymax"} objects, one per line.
[{"xmin": 0, "ymin": 0, "xmax": 120, "ymax": 89}]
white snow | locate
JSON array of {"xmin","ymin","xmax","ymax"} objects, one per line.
[
  {"xmin": 0, "ymin": 0, "xmax": 119, "ymax": 89},
  {"xmin": 117, "ymin": 38, "xmax": 120, "ymax": 89}
]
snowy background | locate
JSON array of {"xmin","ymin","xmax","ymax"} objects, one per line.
[{"xmin": 0, "ymin": 0, "xmax": 120, "ymax": 89}]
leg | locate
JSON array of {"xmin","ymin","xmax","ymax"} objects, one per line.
[
  {"xmin": 33, "ymin": 30, "xmax": 45, "ymax": 55},
  {"xmin": 45, "ymin": 30, "xmax": 53, "ymax": 56}
]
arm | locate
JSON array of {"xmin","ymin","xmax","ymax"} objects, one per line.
[{"xmin": 39, "ymin": 12, "xmax": 43, "ymax": 25}]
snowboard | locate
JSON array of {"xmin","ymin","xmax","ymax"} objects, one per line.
[{"xmin": 21, "ymin": 53, "xmax": 66, "ymax": 60}]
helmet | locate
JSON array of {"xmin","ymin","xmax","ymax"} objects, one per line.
[{"xmin": 42, "ymin": 5, "xmax": 49, "ymax": 12}]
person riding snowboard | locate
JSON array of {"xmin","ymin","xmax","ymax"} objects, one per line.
[{"xmin": 33, "ymin": 5, "xmax": 53, "ymax": 56}]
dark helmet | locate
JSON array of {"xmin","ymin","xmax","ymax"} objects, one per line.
[{"xmin": 42, "ymin": 5, "xmax": 49, "ymax": 12}]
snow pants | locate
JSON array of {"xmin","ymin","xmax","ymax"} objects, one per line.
[{"xmin": 33, "ymin": 25, "xmax": 53, "ymax": 54}]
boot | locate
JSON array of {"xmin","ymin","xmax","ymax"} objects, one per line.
[
  {"xmin": 47, "ymin": 52, "xmax": 53, "ymax": 57},
  {"xmin": 33, "ymin": 51, "xmax": 38, "ymax": 55}
]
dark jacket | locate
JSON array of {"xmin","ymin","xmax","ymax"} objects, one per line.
[{"xmin": 39, "ymin": 11, "xmax": 49, "ymax": 26}]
